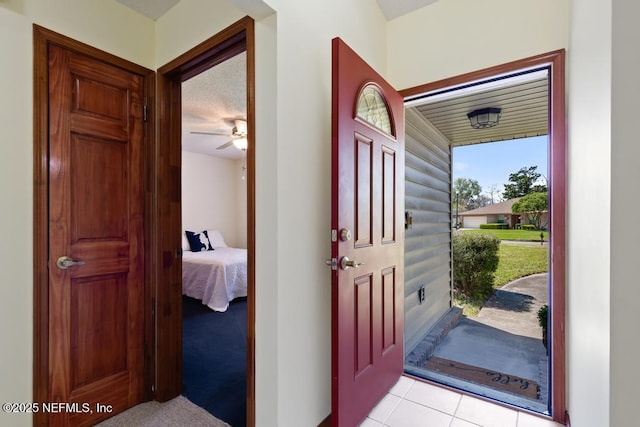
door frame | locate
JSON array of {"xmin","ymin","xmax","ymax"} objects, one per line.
[
  {"xmin": 32, "ymin": 25, "xmax": 156, "ymax": 427},
  {"xmin": 153, "ymin": 16, "xmax": 256, "ymax": 427},
  {"xmin": 400, "ymin": 50, "xmax": 567, "ymax": 423}
]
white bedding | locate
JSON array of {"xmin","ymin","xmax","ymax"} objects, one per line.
[{"xmin": 182, "ymin": 247, "xmax": 248, "ymax": 312}]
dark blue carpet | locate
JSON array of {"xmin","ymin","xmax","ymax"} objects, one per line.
[{"xmin": 182, "ymin": 296, "xmax": 247, "ymax": 427}]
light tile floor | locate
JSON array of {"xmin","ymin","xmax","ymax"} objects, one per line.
[{"xmin": 361, "ymin": 376, "xmax": 563, "ymax": 427}]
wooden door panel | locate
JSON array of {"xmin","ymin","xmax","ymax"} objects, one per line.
[
  {"xmin": 71, "ymin": 135, "xmax": 128, "ymax": 241},
  {"xmin": 381, "ymin": 266, "xmax": 397, "ymax": 352},
  {"xmin": 355, "ymin": 274, "xmax": 374, "ymax": 376},
  {"xmin": 381, "ymin": 147, "xmax": 396, "ymax": 244},
  {"xmin": 71, "ymin": 275, "xmax": 128, "ymax": 388},
  {"xmin": 355, "ymin": 134, "xmax": 373, "ymax": 247},
  {"xmin": 48, "ymin": 42, "xmax": 145, "ymax": 426}
]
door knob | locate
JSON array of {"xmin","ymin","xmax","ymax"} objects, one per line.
[
  {"xmin": 340, "ymin": 256, "xmax": 364, "ymax": 270},
  {"xmin": 56, "ymin": 256, "xmax": 85, "ymax": 270}
]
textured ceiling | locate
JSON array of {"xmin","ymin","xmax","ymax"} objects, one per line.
[{"xmin": 181, "ymin": 52, "xmax": 247, "ymax": 159}]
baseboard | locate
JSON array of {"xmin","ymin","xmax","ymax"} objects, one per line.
[{"xmin": 318, "ymin": 413, "xmax": 331, "ymax": 427}]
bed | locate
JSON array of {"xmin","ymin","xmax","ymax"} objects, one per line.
[{"xmin": 182, "ymin": 246, "xmax": 248, "ymax": 312}]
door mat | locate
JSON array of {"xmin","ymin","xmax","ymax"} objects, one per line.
[{"xmin": 424, "ymin": 356, "xmax": 540, "ymax": 400}]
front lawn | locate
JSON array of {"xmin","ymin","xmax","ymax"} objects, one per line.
[
  {"xmin": 453, "ymin": 243, "xmax": 549, "ymax": 316},
  {"xmin": 461, "ymin": 228, "xmax": 549, "ymax": 242}
]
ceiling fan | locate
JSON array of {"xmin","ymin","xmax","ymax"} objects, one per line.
[{"xmin": 190, "ymin": 119, "xmax": 248, "ymax": 150}]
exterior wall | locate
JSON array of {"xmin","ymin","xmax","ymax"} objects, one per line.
[{"xmin": 404, "ymin": 108, "xmax": 452, "ymax": 355}]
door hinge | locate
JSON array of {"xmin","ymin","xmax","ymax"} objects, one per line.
[{"xmin": 143, "ymin": 104, "xmax": 148, "ymax": 122}]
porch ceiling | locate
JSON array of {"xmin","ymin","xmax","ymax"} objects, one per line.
[{"xmin": 406, "ymin": 71, "xmax": 549, "ymax": 147}]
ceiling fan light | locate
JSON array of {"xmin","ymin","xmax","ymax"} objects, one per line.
[
  {"xmin": 467, "ymin": 107, "xmax": 502, "ymax": 129},
  {"xmin": 233, "ymin": 119, "xmax": 248, "ymax": 136},
  {"xmin": 233, "ymin": 137, "xmax": 248, "ymax": 150}
]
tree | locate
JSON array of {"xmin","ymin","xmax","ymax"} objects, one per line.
[
  {"xmin": 485, "ymin": 184, "xmax": 501, "ymax": 205},
  {"xmin": 512, "ymin": 191, "xmax": 548, "ymax": 230},
  {"xmin": 453, "ymin": 177, "xmax": 482, "ymax": 211},
  {"xmin": 502, "ymin": 166, "xmax": 547, "ymax": 199},
  {"xmin": 475, "ymin": 194, "xmax": 492, "ymax": 208}
]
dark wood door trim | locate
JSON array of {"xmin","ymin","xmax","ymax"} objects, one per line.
[
  {"xmin": 32, "ymin": 25, "xmax": 155, "ymax": 427},
  {"xmin": 400, "ymin": 49, "xmax": 567, "ymax": 423},
  {"xmin": 154, "ymin": 16, "xmax": 256, "ymax": 427}
]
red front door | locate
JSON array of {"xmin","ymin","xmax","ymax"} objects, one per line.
[{"xmin": 331, "ymin": 38, "xmax": 405, "ymax": 426}]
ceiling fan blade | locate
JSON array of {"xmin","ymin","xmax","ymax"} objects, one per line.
[
  {"xmin": 190, "ymin": 131, "xmax": 231, "ymax": 136},
  {"xmin": 216, "ymin": 140, "xmax": 235, "ymax": 150}
]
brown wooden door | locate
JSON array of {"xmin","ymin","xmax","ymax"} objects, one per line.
[
  {"xmin": 331, "ymin": 38, "xmax": 405, "ymax": 426},
  {"xmin": 47, "ymin": 43, "xmax": 146, "ymax": 426}
]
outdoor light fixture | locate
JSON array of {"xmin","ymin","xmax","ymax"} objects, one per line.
[{"xmin": 467, "ymin": 107, "xmax": 502, "ymax": 129}]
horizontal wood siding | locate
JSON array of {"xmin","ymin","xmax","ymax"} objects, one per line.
[{"xmin": 404, "ymin": 107, "xmax": 453, "ymax": 356}]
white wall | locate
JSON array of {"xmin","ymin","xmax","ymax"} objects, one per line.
[
  {"xmin": 0, "ymin": 2, "xmax": 154, "ymax": 426},
  {"xmin": 567, "ymin": 1, "xmax": 611, "ymax": 426},
  {"xmin": 387, "ymin": 0, "xmax": 570, "ymax": 89},
  {"xmin": 258, "ymin": 1, "xmax": 388, "ymax": 424},
  {"xmin": 181, "ymin": 151, "xmax": 247, "ymax": 248}
]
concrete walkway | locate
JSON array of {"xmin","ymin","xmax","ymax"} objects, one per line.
[
  {"xmin": 407, "ymin": 273, "xmax": 550, "ymax": 413},
  {"xmin": 477, "ymin": 272, "xmax": 548, "ymax": 338}
]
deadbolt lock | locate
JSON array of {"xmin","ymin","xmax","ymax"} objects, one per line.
[{"xmin": 340, "ymin": 228, "xmax": 352, "ymax": 242}]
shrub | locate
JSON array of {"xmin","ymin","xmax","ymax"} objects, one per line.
[
  {"xmin": 452, "ymin": 232, "xmax": 500, "ymax": 301},
  {"xmin": 521, "ymin": 224, "xmax": 536, "ymax": 230},
  {"xmin": 479, "ymin": 223, "xmax": 509, "ymax": 229},
  {"xmin": 537, "ymin": 304, "xmax": 548, "ymax": 329}
]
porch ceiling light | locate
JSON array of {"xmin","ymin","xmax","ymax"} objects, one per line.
[{"xmin": 467, "ymin": 107, "xmax": 502, "ymax": 129}]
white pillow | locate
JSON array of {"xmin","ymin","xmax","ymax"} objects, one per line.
[{"xmin": 206, "ymin": 229, "xmax": 228, "ymax": 248}]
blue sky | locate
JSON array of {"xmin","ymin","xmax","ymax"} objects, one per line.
[{"xmin": 452, "ymin": 135, "xmax": 548, "ymax": 199}]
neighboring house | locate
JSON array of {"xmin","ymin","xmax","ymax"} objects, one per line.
[
  {"xmin": 459, "ymin": 198, "xmax": 549, "ymax": 229},
  {"xmin": 0, "ymin": 1, "xmax": 635, "ymax": 427}
]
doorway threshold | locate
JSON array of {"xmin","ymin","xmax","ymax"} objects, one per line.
[{"xmin": 405, "ymin": 363, "xmax": 549, "ymax": 415}]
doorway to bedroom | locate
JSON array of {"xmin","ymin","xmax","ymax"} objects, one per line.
[
  {"xmin": 155, "ymin": 17, "xmax": 256, "ymax": 427},
  {"xmin": 179, "ymin": 45, "xmax": 249, "ymax": 427}
]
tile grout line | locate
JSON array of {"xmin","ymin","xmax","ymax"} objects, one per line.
[
  {"xmin": 452, "ymin": 393, "xmax": 464, "ymax": 419},
  {"xmin": 380, "ymin": 393, "xmax": 403, "ymax": 425}
]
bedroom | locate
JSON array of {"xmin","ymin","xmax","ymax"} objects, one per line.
[{"xmin": 180, "ymin": 50, "xmax": 248, "ymax": 427}]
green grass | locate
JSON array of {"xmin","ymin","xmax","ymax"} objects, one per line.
[
  {"xmin": 461, "ymin": 228, "xmax": 549, "ymax": 242},
  {"xmin": 453, "ymin": 243, "xmax": 549, "ymax": 316},
  {"xmin": 493, "ymin": 244, "xmax": 548, "ymax": 287}
]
